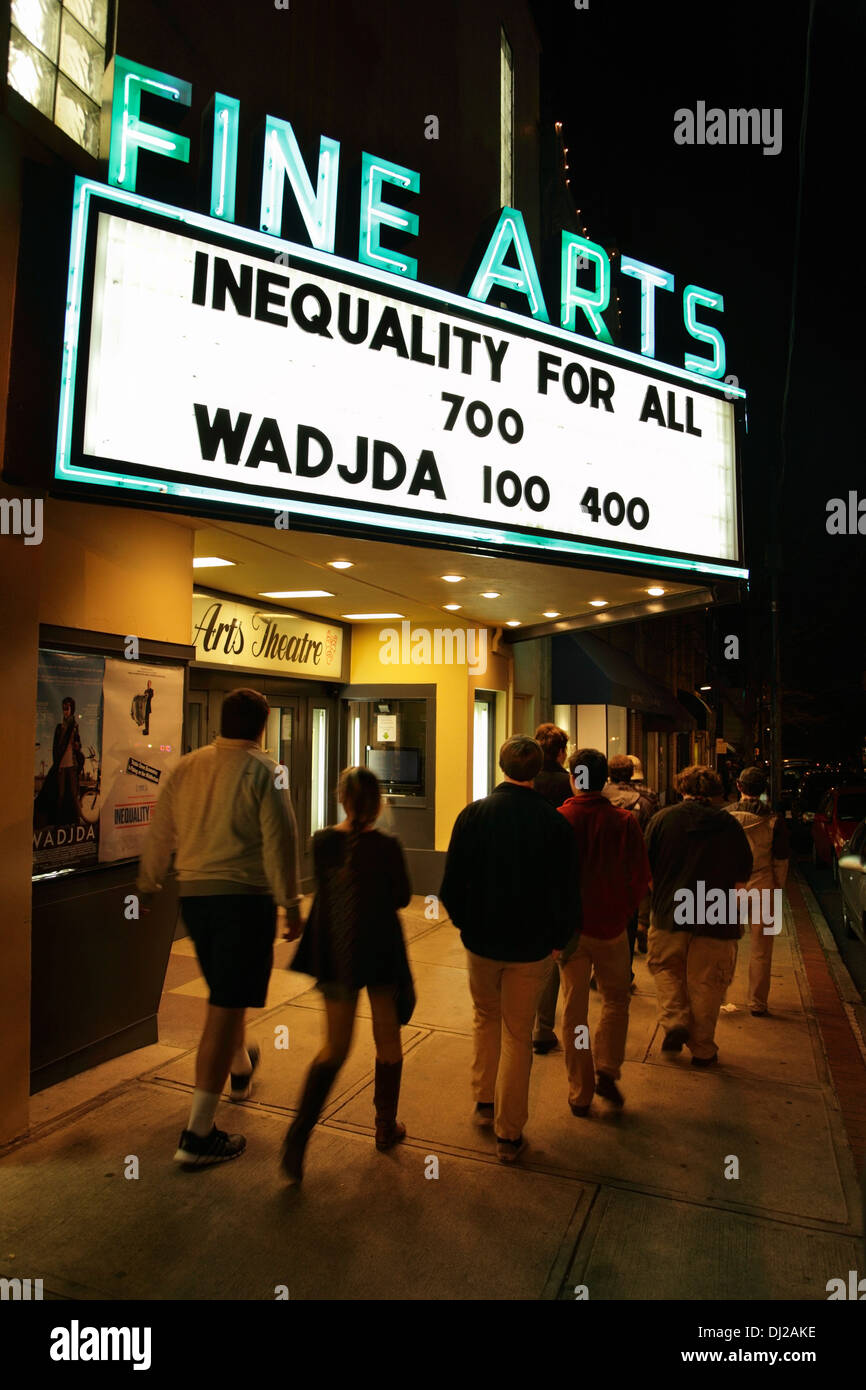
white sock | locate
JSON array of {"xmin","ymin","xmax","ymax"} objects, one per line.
[
  {"xmin": 231, "ymin": 1046, "xmax": 251, "ymax": 1075},
  {"xmin": 187, "ymin": 1090, "xmax": 220, "ymax": 1137}
]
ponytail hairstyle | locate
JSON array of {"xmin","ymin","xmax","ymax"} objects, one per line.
[{"xmin": 338, "ymin": 766, "xmax": 382, "ymax": 833}]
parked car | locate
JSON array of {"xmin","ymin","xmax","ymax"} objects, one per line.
[
  {"xmin": 838, "ymin": 819, "xmax": 866, "ymax": 943},
  {"xmin": 780, "ymin": 768, "xmax": 807, "ymax": 817},
  {"xmin": 810, "ymin": 786, "xmax": 866, "ymax": 878},
  {"xmin": 798, "ymin": 769, "xmax": 838, "ymax": 816}
]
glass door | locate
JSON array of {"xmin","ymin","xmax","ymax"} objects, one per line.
[{"xmin": 473, "ymin": 693, "xmax": 497, "ymax": 800}]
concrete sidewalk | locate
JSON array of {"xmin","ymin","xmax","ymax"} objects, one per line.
[{"xmin": 1, "ymin": 868, "xmax": 864, "ymax": 1301}]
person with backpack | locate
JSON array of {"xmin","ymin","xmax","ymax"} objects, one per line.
[
  {"xmin": 281, "ymin": 766, "xmax": 414, "ymax": 1184},
  {"xmin": 603, "ymin": 754, "xmax": 656, "ymax": 973},
  {"xmin": 725, "ymin": 765, "xmax": 789, "ymax": 1015}
]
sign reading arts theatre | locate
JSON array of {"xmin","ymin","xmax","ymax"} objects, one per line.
[
  {"xmin": 53, "ymin": 56, "xmax": 747, "ymax": 582},
  {"xmin": 192, "ymin": 595, "xmax": 343, "ymax": 681}
]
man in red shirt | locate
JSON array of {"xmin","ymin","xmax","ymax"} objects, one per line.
[{"xmin": 558, "ymin": 748, "xmax": 651, "ymax": 1114}]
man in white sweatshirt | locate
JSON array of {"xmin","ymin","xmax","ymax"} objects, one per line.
[{"xmin": 138, "ymin": 687, "xmax": 301, "ymax": 1167}]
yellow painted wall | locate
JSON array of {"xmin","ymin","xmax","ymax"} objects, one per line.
[
  {"xmin": 349, "ymin": 623, "xmax": 513, "ymax": 849},
  {"xmin": 40, "ymin": 501, "xmax": 194, "ymax": 645},
  {"xmin": 0, "ymin": 486, "xmax": 41, "ymax": 1143}
]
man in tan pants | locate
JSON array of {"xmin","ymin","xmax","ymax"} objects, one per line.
[
  {"xmin": 558, "ymin": 748, "xmax": 651, "ymax": 1112},
  {"xmin": 441, "ymin": 736, "xmax": 580, "ymax": 1162},
  {"xmin": 644, "ymin": 766, "xmax": 752, "ymax": 1066}
]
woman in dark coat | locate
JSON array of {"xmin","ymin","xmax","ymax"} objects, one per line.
[{"xmin": 281, "ymin": 766, "xmax": 414, "ymax": 1184}]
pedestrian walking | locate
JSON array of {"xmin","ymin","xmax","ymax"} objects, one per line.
[
  {"xmin": 281, "ymin": 767, "xmax": 414, "ymax": 1185},
  {"xmin": 533, "ymin": 723, "xmax": 572, "ymax": 808},
  {"xmin": 604, "ymin": 753, "xmax": 657, "ymax": 969},
  {"xmin": 137, "ymin": 688, "xmax": 301, "ymax": 1167},
  {"xmin": 628, "ymin": 753, "xmax": 659, "ymax": 954},
  {"xmin": 627, "ymin": 754, "xmax": 659, "ymax": 817},
  {"xmin": 726, "ymin": 765, "xmax": 789, "ymax": 1015},
  {"xmin": 440, "ymin": 735, "xmax": 580, "ymax": 1163},
  {"xmin": 531, "ymin": 723, "xmax": 572, "ymax": 1054},
  {"xmin": 644, "ymin": 765, "xmax": 752, "ymax": 1067},
  {"xmin": 558, "ymin": 749, "xmax": 651, "ymax": 1113}
]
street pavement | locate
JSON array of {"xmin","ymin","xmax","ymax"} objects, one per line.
[{"xmin": 1, "ymin": 867, "xmax": 864, "ymax": 1301}]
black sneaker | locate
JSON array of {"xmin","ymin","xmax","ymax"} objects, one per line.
[
  {"xmin": 230, "ymin": 1044, "xmax": 260, "ymax": 1102},
  {"xmin": 174, "ymin": 1126, "xmax": 246, "ymax": 1167},
  {"xmin": 473, "ymin": 1102, "xmax": 495, "ymax": 1127},
  {"xmin": 496, "ymin": 1135, "xmax": 527, "ymax": 1164},
  {"xmin": 533, "ymin": 1036, "xmax": 559, "ymax": 1055},
  {"xmin": 595, "ymin": 1073, "xmax": 625, "ymax": 1107},
  {"xmin": 661, "ymin": 1026, "xmax": 689, "ymax": 1053},
  {"xmin": 691, "ymin": 1053, "xmax": 719, "ymax": 1069}
]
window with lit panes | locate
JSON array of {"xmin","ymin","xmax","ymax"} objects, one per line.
[{"xmin": 7, "ymin": 0, "xmax": 109, "ymax": 158}]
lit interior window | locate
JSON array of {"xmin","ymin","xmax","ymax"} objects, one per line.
[{"xmin": 8, "ymin": 0, "xmax": 108, "ymax": 157}]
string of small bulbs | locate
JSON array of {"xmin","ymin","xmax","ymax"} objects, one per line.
[{"xmin": 554, "ymin": 119, "xmax": 622, "ymax": 334}]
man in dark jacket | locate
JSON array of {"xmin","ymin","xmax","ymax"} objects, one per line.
[
  {"xmin": 645, "ymin": 765, "xmax": 752, "ymax": 1066},
  {"xmin": 531, "ymin": 723, "xmax": 572, "ymax": 1053},
  {"xmin": 533, "ymin": 723, "xmax": 571, "ymax": 808},
  {"xmin": 440, "ymin": 735, "xmax": 580, "ymax": 1163}
]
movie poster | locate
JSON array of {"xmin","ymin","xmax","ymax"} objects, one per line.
[
  {"xmin": 97, "ymin": 660, "xmax": 184, "ymax": 863},
  {"xmin": 33, "ymin": 652, "xmax": 105, "ymax": 874}
]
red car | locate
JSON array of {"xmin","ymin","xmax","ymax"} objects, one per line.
[{"xmin": 809, "ymin": 786, "xmax": 866, "ymax": 877}]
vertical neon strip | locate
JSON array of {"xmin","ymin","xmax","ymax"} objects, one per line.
[
  {"xmin": 468, "ymin": 207, "xmax": 548, "ymax": 322},
  {"xmin": 619, "ymin": 255, "xmax": 675, "ymax": 357},
  {"xmin": 684, "ymin": 284, "xmax": 726, "ymax": 378},
  {"xmin": 560, "ymin": 232, "xmax": 612, "ymax": 342},
  {"xmin": 107, "ymin": 56, "xmax": 191, "ymax": 193},
  {"xmin": 259, "ymin": 118, "xmax": 340, "ymax": 251},
  {"xmin": 358, "ymin": 153, "xmax": 420, "ymax": 279},
  {"xmin": 211, "ymin": 94, "xmax": 239, "ymax": 221}
]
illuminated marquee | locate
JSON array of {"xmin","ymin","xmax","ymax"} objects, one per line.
[
  {"xmin": 104, "ymin": 56, "xmax": 735, "ymax": 381},
  {"xmin": 55, "ymin": 179, "xmax": 745, "ymax": 578}
]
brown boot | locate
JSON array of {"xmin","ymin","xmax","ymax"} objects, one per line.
[
  {"xmin": 281, "ymin": 1060, "xmax": 341, "ymax": 1183},
  {"xmin": 374, "ymin": 1059, "xmax": 406, "ymax": 1150}
]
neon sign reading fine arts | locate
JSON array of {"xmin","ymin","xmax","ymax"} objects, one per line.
[{"xmin": 106, "ymin": 55, "xmax": 731, "ymax": 382}]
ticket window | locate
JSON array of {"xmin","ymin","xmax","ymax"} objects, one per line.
[{"xmin": 343, "ymin": 696, "xmax": 433, "ymax": 850}]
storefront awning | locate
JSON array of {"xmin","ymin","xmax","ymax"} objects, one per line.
[{"xmin": 552, "ymin": 632, "xmax": 696, "ymax": 729}]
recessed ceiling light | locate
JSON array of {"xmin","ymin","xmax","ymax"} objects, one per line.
[
  {"xmin": 443, "ymin": 604, "xmax": 462, "ymax": 611},
  {"xmin": 543, "ymin": 611, "xmax": 560, "ymax": 618},
  {"xmin": 589, "ymin": 599, "xmax": 608, "ymax": 608},
  {"xmin": 646, "ymin": 586, "xmax": 666, "ymax": 597},
  {"xmin": 259, "ymin": 590, "xmax": 334, "ymax": 599},
  {"xmin": 506, "ymin": 620, "xmax": 521, "ymax": 627},
  {"xmin": 441, "ymin": 574, "xmax": 464, "ymax": 583},
  {"xmin": 481, "ymin": 591, "xmax": 501, "ymax": 598},
  {"xmin": 341, "ymin": 613, "xmax": 404, "ymax": 621},
  {"xmin": 193, "ymin": 556, "xmax": 235, "ymax": 568},
  {"xmin": 329, "ymin": 560, "xmax": 353, "ymax": 569},
  {"xmin": 700, "ymin": 685, "xmax": 712, "ymax": 692}
]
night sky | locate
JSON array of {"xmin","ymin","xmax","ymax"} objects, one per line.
[{"xmin": 532, "ymin": 0, "xmax": 865, "ymax": 761}]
